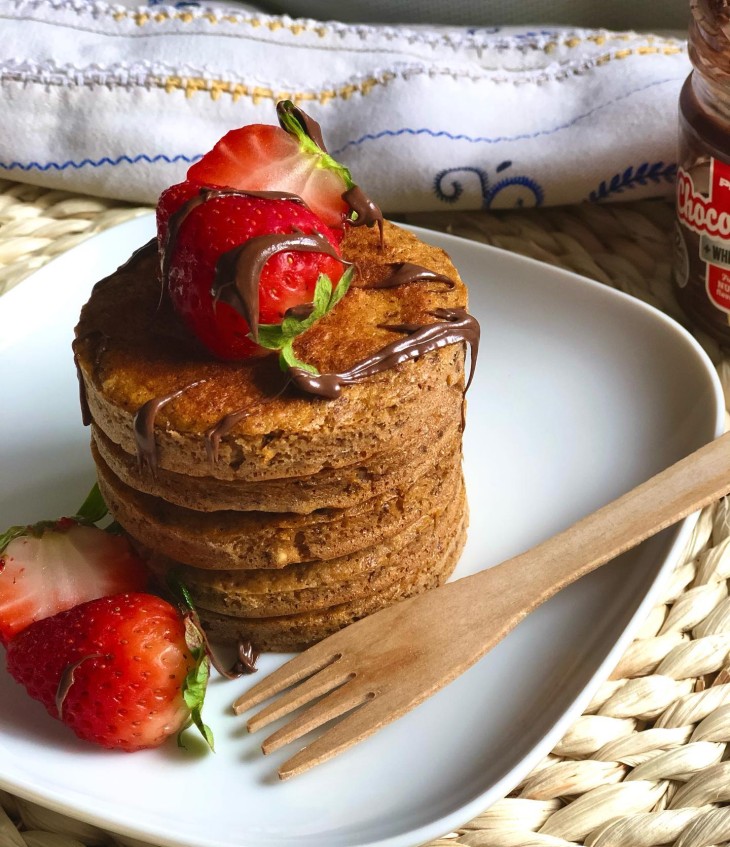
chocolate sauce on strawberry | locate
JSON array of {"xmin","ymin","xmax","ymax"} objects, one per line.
[
  {"xmin": 288, "ymin": 308, "xmax": 479, "ymax": 399},
  {"xmin": 364, "ymin": 262, "xmax": 456, "ymax": 290},
  {"xmin": 161, "ymin": 187, "xmax": 308, "ymax": 295},
  {"xmin": 133, "ymin": 381, "xmax": 203, "ymax": 476},
  {"xmin": 56, "ymin": 653, "xmax": 107, "ymax": 718},
  {"xmin": 284, "ymin": 302, "xmax": 315, "ymax": 319},
  {"xmin": 212, "ymin": 231, "xmax": 349, "ymax": 342}
]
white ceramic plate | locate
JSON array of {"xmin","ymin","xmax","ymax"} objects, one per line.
[{"xmin": 0, "ymin": 216, "xmax": 724, "ymax": 847}]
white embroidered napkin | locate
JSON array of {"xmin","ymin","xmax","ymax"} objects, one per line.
[{"xmin": 0, "ymin": 0, "xmax": 689, "ymax": 212}]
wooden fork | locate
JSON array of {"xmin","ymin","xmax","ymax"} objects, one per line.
[{"xmin": 233, "ymin": 430, "xmax": 730, "ymax": 779}]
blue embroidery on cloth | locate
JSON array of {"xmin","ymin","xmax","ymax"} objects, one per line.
[
  {"xmin": 330, "ymin": 77, "xmax": 682, "ymax": 157},
  {"xmin": 0, "ymin": 79, "xmax": 680, "ymax": 180},
  {"xmin": 0, "ymin": 152, "xmax": 200, "ymax": 173},
  {"xmin": 435, "ymin": 163, "xmax": 544, "ymax": 208},
  {"xmin": 588, "ymin": 162, "xmax": 677, "ymax": 202}
]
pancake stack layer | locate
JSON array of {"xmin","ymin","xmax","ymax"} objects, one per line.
[{"xmin": 75, "ymin": 221, "xmax": 472, "ymax": 651}]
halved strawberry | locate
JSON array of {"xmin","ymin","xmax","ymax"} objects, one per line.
[
  {"xmin": 0, "ymin": 519, "xmax": 149, "ymax": 645},
  {"xmin": 186, "ymin": 101, "xmax": 352, "ymax": 228},
  {"xmin": 160, "ymin": 187, "xmax": 347, "ymax": 360}
]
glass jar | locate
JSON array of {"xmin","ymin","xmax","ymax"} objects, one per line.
[{"xmin": 674, "ymin": 0, "xmax": 730, "ymax": 347}]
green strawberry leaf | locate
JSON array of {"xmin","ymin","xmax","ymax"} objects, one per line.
[
  {"xmin": 327, "ymin": 266, "xmax": 353, "ymax": 311},
  {"xmin": 312, "ymin": 274, "xmax": 332, "ymax": 316},
  {"xmin": 279, "ymin": 341, "xmax": 318, "ymax": 374},
  {"xmin": 179, "ymin": 614, "xmax": 215, "ymax": 752},
  {"xmin": 257, "ymin": 267, "xmax": 353, "ymax": 378},
  {"xmin": 75, "ymin": 483, "xmax": 109, "ymax": 524},
  {"xmin": 257, "ymin": 323, "xmax": 287, "ymax": 351}
]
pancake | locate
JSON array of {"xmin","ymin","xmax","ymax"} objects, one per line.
[
  {"xmin": 95, "ymin": 440, "xmax": 462, "ymax": 569},
  {"xmin": 197, "ymin": 518, "xmax": 467, "ymax": 652},
  {"xmin": 137, "ymin": 475, "xmax": 465, "ymax": 618},
  {"xmin": 91, "ymin": 417, "xmax": 462, "ymax": 514}
]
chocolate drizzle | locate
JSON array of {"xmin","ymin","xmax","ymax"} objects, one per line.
[
  {"xmin": 73, "ymin": 351, "xmax": 93, "ymax": 427},
  {"xmin": 284, "ymin": 302, "xmax": 315, "ymax": 320},
  {"xmin": 204, "ymin": 378, "xmax": 290, "ymax": 466},
  {"xmin": 342, "ymin": 185, "xmax": 384, "ymax": 247},
  {"xmin": 365, "ymin": 262, "xmax": 456, "ymax": 290},
  {"xmin": 133, "ymin": 380, "xmax": 204, "ymax": 476},
  {"xmin": 288, "ymin": 308, "xmax": 479, "ymax": 400},
  {"xmin": 161, "ymin": 187, "xmax": 308, "ymax": 299},
  {"xmin": 55, "ymin": 653, "xmax": 108, "ymax": 718},
  {"xmin": 72, "ymin": 330, "xmax": 109, "ymax": 427},
  {"xmin": 211, "ymin": 231, "xmax": 349, "ymax": 343}
]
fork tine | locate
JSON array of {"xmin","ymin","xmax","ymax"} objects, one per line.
[
  {"xmin": 277, "ymin": 693, "xmax": 386, "ymax": 780},
  {"xmin": 261, "ymin": 680, "xmax": 374, "ymax": 754},
  {"xmin": 232, "ymin": 645, "xmax": 342, "ymax": 715},
  {"xmin": 247, "ymin": 661, "xmax": 354, "ymax": 733}
]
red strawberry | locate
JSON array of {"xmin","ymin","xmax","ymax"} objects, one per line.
[
  {"xmin": 6, "ymin": 592, "xmax": 212, "ymax": 752},
  {"xmin": 0, "ymin": 520, "xmax": 149, "ymax": 645},
  {"xmin": 187, "ymin": 101, "xmax": 351, "ymax": 228},
  {"xmin": 158, "ymin": 185, "xmax": 346, "ymax": 360}
]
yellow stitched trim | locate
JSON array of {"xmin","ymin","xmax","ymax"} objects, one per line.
[
  {"xmin": 156, "ymin": 73, "xmax": 396, "ymax": 104},
  {"xmin": 105, "ymin": 7, "xmax": 684, "ymax": 55}
]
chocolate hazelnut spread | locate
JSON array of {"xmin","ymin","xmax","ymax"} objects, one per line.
[
  {"xmin": 342, "ymin": 185, "xmax": 384, "ymax": 246},
  {"xmin": 134, "ymin": 381, "xmax": 203, "ymax": 475},
  {"xmin": 674, "ymin": 0, "xmax": 730, "ymax": 345},
  {"xmin": 212, "ymin": 230, "xmax": 348, "ymax": 343},
  {"xmin": 363, "ymin": 262, "xmax": 456, "ymax": 290},
  {"xmin": 161, "ymin": 188, "xmax": 307, "ymax": 297},
  {"xmin": 288, "ymin": 308, "xmax": 479, "ymax": 399}
]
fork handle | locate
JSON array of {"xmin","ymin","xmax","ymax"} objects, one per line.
[{"xmin": 473, "ymin": 430, "xmax": 730, "ymax": 618}]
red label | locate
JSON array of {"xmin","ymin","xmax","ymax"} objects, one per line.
[
  {"xmin": 708, "ymin": 265, "xmax": 730, "ymax": 312},
  {"xmin": 678, "ymin": 159, "xmax": 730, "ymax": 314}
]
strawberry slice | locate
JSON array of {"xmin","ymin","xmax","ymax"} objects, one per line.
[
  {"xmin": 187, "ymin": 101, "xmax": 352, "ymax": 228},
  {"xmin": 0, "ymin": 519, "xmax": 149, "ymax": 645},
  {"xmin": 6, "ymin": 592, "xmax": 212, "ymax": 752},
  {"xmin": 159, "ymin": 186, "xmax": 347, "ymax": 360}
]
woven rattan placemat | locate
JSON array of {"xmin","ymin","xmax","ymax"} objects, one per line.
[{"xmin": 2, "ymin": 182, "xmax": 730, "ymax": 847}]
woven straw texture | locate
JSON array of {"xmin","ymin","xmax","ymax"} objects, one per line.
[{"xmin": 2, "ymin": 183, "xmax": 730, "ymax": 847}]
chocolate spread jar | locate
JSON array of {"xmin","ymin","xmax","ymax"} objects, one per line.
[{"xmin": 674, "ymin": 0, "xmax": 730, "ymax": 346}]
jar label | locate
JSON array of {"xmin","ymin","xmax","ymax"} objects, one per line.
[{"xmin": 677, "ymin": 159, "xmax": 730, "ymax": 314}]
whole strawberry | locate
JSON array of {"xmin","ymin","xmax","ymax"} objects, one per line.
[
  {"xmin": 158, "ymin": 185, "xmax": 346, "ymax": 360},
  {"xmin": 6, "ymin": 593, "xmax": 212, "ymax": 752}
]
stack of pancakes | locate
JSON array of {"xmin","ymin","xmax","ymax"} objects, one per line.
[{"xmin": 75, "ymin": 221, "xmax": 470, "ymax": 651}]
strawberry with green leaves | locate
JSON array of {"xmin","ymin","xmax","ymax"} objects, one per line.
[
  {"xmin": 158, "ymin": 187, "xmax": 348, "ymax": 361},
  {"xmin": 0, "ymin": 486, "xmax": 148, "ymax": 645},
  {"xmin": 157, "ymin": 101, "xmax": 364, "ymax": 363},
  {"xmin": 6, "ymin": 592, "xmax": 213, "ymax": 752}
]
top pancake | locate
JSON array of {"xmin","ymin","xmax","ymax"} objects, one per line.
[{"xmin": 75, "ymin": 220, "xmax": 469, "ymax": 482}]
